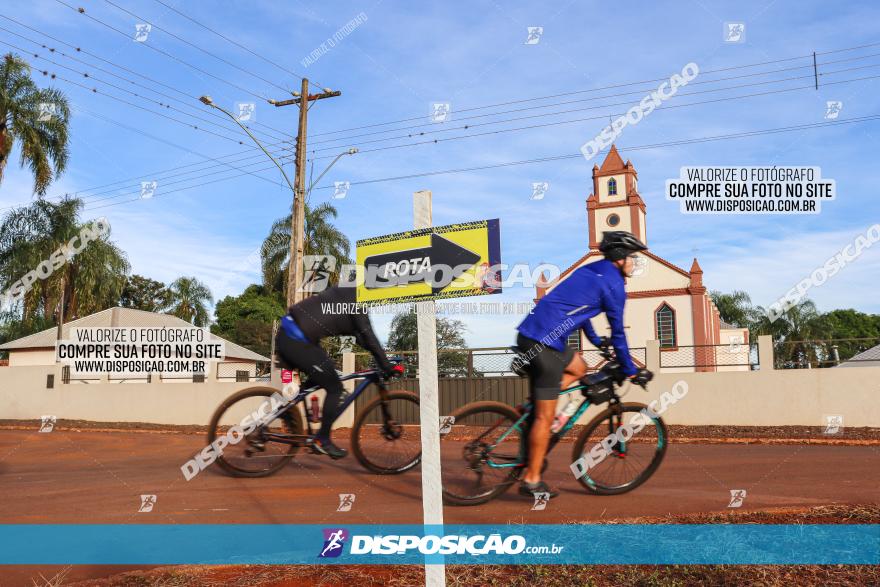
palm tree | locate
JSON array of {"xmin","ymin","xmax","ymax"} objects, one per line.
[
  {"xmin": 165, "ymin": 277, "xmax": 213, "ymax": 326},
  {"xmin": 753, "ymin": 298, "xmax": 822, "ymax": 368},
  {"xmin": 710, "ymin": 290, "xmax": 757, "ymax": 328},
  {"xmin": 0, "ymin": 196, "xmax": 128, "ymax": 324},
  {"xmin": 0, "ymin": 53, "xmax": 71, "ymax": 195},
  {"xmin": 260, "ymin": 202, "xmax": 351, "ymax": 295}
]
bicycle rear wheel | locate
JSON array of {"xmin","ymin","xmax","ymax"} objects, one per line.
[
  {"xmin": 441, "ymin": 401, "xmax": 523, "ymax": 506},
  {"xmin": 571, "ymin": 402, "xmax": 667, "ymax": 495},
  {"xmin": 351, "ymin": 390, "xmax": 422, "ymax": 474},
  {"xmin": 207, "ymin": 386, "xmax": 305, "ymax": 478}
]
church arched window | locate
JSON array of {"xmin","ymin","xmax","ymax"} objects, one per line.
[
  {"xmin": 607, "ymin": 178, "xmax": 618, "ymax": 195},
  {"xmin": 655, "ymin": 303, "xmax": 677, "ymax": 348}
]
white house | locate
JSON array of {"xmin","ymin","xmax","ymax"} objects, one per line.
[{"xmin": 0, "ymin": 307, "xmax": 269, "ymax": 383}]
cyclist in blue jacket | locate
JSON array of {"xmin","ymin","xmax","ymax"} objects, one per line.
[{"xmin": 515, "ymin": 231, "xmax": 652, "ymax": 499}]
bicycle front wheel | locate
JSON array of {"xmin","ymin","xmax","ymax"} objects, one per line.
[
  {"xmin": 207, "ymin": 386, "xmax": 304, "ymax": 478},
  {"xmin": 571, "ymin": 402, "xmax": 667, "ymax": 495},
  {"xmin": 441, "ymin": 401, "xmax": 523, "ymax": 506},
  {"xmin": 351, "ymin": 390, "xmax": 422, "ymax": 474}
]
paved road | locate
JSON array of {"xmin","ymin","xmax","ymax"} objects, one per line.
[
  {"xmin": 1, "ymin": 429, "xmax": 878, "ymax": 585},
  {"xmin": 2, "ymin": 429, "xmax": 877, "ymax": 524}
]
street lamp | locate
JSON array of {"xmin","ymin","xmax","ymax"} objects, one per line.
[
  {"xmin": 198, "ymin": 95, "xmax": 295, "ymax": 195},
  {"xmin": 307, "ymin": 147, "xmax": 358, "ymax": 196}
]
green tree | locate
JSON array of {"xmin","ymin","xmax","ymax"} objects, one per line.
[
  {"xmin": 386, "ymin": 310, "xmax": 469, "ymax": 376},
  {"xmin": 211, "ymin": 284, "xmax": 285, "ymax": 356},
  {"xmin": 165, "ymin": 276, "xmax": 213, "ymax": 326},
  {"xmin": 0, "ymin": 53, "xmax": 71, "ymax": 195},
  {"xmin": 261, "ymin": 202, "xmax": 351, "ymax": 296},
  {"xmin": 119, "ymin": 274, "xmax": 169, "ymax": 312},
  {"xmin": 0, "ymin": 196, "xmax": 128, "ymax": 324},
  {"xmin": 710, "ymin": 290, "xmax": 757, "ymax": 328},
  {"xmin": 804, "ymin": 308, "xmax": 880, "ymax": 363},
  {"xmin": 753, "ymin": 298, "xmax": 823, "ymax": 367}
]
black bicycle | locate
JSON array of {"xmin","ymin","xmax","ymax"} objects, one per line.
[
  {"xmin": 441, "ymin": 342, "xmax": 667, "ymax": 505},
  {"xmin": 207, "ymin": 358, "xmax": 421, "ymax": 477}
]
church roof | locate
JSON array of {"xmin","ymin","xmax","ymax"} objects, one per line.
[{"xmin": 597, "ymin": 144, "xmax": 627, "ymax": 174}]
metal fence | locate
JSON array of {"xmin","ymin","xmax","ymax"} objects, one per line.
[
  {"xmin": 355, "ymin": 345, "xmax": 650, "ymax": 378},
  {"xmin": 582, "ymin": 347, "xmax": 647, "ymax": 370},
  {"xmin": 774, "ymin": 337, "xmax": 880, "ymax": 369},
  {"xmin": 658, "ymin": 343, "xmax": 759, "ymax": 370}
]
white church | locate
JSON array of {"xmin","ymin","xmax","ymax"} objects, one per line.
[{"xmin": 535, "ymin": 145, "xmax": 749, "ymax": 372}]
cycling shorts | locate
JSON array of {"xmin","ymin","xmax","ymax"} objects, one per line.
[{"xmin": 516, "ymin": 333, "xmax": 575, "ymax": 401}]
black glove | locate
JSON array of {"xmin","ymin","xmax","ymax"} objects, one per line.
[
  {"xmin": 630, "ymin": 368, "xmax": 653, "ymax": 387},
  {"xmin": 597, "ymin": 336, "xmax": 611, "ymax": 349}
]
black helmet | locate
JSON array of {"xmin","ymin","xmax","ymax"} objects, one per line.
[{"xmin": 599, "ymin": 231, "xmax": 647, "ymax": 261}]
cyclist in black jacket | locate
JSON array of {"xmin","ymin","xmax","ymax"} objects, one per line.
[{"xmin": 276, "ymin": 285, "xmax": 402, "ymax": 459}]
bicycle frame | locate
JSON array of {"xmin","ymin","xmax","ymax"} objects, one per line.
[
  {"xmin": 486, "ymin": 384, "xmax": 595, "ymax": 469},
  {"xmin": 259, "ymin": 368, "xmax": 389, "ymax": 446}
]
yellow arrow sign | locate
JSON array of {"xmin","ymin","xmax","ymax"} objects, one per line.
[{"xmin": 356, "ymin": 219, "xmax": 501, "ymax": 305}]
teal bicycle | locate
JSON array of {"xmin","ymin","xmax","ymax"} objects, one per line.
[{"xmin": 440, "ymin": 341, "xmax": 668, "ymax": 505}]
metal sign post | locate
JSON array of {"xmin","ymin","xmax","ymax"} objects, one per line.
[{"xmin": 413, "ymin": 190, "xmax": 445, "ymax": 587}]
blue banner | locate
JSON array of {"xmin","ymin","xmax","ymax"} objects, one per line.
[{"xmin": 1, "ymin": 524, "xmax": 877, "ymax": 565}]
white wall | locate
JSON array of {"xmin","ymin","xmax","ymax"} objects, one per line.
[
  {"xmin": 0, "ymin": 364, "xmax": 355, "ymax": 429},
  {"xmin": 2, "ymin": 359, "xmax": 879, "ymax": 428}
]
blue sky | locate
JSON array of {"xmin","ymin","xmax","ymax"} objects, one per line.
[{"xmin": 2, "ymin": 0, "xmax": 879, "ymax": 346}]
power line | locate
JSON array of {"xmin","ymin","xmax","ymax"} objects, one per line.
[
  {"xmin": 102, "ymin": 0, "xmax": 293, "ymax": 96},
  {"xmin": 147, "ymin": 0, "xmax": 327, "ymax": 93},
  {"xmin": 47, "ymin": 69, "xmax": 262, "ymax": 146},
  {"xmin": 309, "ymin": 40, "xmax": 880, "ymax": 139},
  {"xmin": 306, "ymin": 115, "xmax": 880, "ymax": 190},
  {"xmin": 0, "ymin": 37, "xmax": 288, "ymax": 144},
  {"xmin": 53, "ymin": 0, "xmax": 272, "ymax": 102},
  {"xmin": 308, "ymin": 51, "xmax": 880, "ymax": 148},
  {"xmin": 0, "ymin": 14, "xmax": 292, "ymax": 139},
  {"xmin": 83, "ymin": 161, "xmax": 284, "ymax": 212},
  {"xmin": 308, "ymin": 70, "xmax": 880, "ymax": 160},
  {"xmin": 80, "ymin": 156, "xmax": 291, "ymax": 209},
  {"xmin": 78, "ymin": 114, "xmax": 880, "ymax": 213},
  {"xmin": 0, "ymin": 114, "xmax": 292, "ymax": 213}
]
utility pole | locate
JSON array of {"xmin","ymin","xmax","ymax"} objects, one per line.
[{"xmin": 272, "ymin": 79, "xmax": 341, "ymax": 306}]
